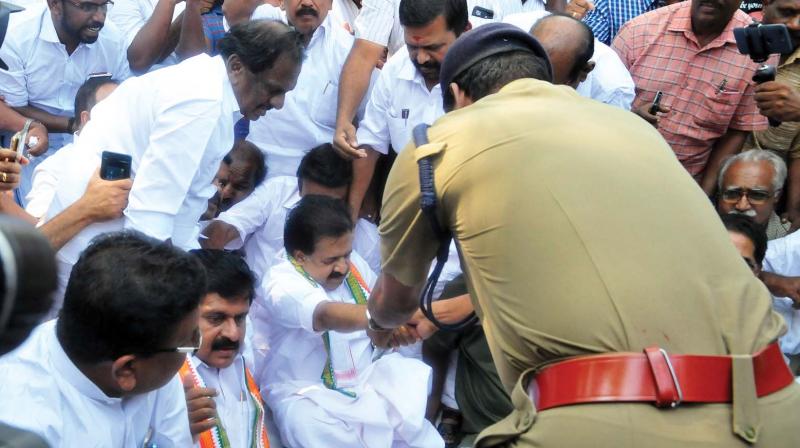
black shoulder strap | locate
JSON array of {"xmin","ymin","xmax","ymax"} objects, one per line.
[{"xmin": 414, "ymin": 124, "xmax": 477, "ymax": 331}]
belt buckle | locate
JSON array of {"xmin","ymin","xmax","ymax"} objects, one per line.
[
  {"xmin": 644, "ymin": 346, "xmax": 684, "ymax": 408},
  {"xmin": 658, "ymin": 348, "xmax": 683, "ymax": 408}
]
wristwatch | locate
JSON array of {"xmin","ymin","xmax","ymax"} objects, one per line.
[{"xmin": 365, "ymin": 308, "xmax": 391, "ymax": 332}]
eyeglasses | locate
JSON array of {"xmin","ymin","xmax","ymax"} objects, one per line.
[
  {"xmin": 63, "ymin": 0, "xmax": 113, "ymax": 14},
  {"xmin": 719, "ymin": 187, "xmax": 776, "ymax": 205},
  {"xmin": 146, "ymin": 332, "xmax": 203, "ymax": 355}
]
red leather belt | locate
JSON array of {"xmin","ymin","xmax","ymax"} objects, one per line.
[{"xmin": 528, "ymin": 343, "xmax": 794, "ymax": 411}]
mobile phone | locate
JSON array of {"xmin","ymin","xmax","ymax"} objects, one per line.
[
  {"xmin": 87, "ymin": 72, "xmax": 113, "ymax": 82},
  {"xmin": 100, "ymin": 151, "xmax": 132, "ymax": 180},
  {"xmin": 649, "ymin": 91, "xmax": 663, "ymax": 115},
  {"xmin": 471, "ymin": 6, "xmax": 494, "ymax": 20},
  {"xmin": 734, "ymin": 23, "xmax": 793, "ymax": 62}
]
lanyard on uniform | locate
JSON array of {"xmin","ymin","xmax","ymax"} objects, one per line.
[{"xmin": 414, "ymin": 123, "xmax": 478, "ymax": 331}]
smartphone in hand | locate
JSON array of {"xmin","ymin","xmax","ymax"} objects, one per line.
[{"xmin": 100, "ymin": 151, "xmax": 132, "ymax": 180}]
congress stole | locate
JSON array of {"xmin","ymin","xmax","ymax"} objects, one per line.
[
  {"xmin": 180, "ymin": 356, "xmax": 271, "ymax": 448},
  {"xmin": 289, "ymin": 256, "xmax": 371, "ymax": 397}
]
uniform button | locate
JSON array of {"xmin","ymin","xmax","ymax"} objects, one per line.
[{"xmin": 744, "ymin": 427, "xmax": 757, "ymax": 439}]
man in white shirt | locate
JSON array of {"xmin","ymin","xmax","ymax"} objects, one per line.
[
  {"xmin": 181, "ymin": 249, "xmax": 275, "ymax": 447},
  {"xmin": 258, "ymin": 195, "xmax": 442, "ymax": 447},
  {"xmin": 45, "ymin": 21, "xmax": 304, "ymax": 306},
  {"xmin": 0, "ymin": 0, "xmax": 130, "ymax": 204},
  {"xmin": 348, "ymin": 0, "xmax": 469, "ymax": 220},
  {"xmin": 245, "ymin": 0, "xmax": 364, "ymax": 178},
  {"xmin": 203, "ymin": 143, "xmax": 381, "ymax": 283},
  {"xmin": 505, "ymin": 10, "xmax": 635, "ymax": 109},
  {"xmin": 0, "ymin": 231, "xmax": 203, "ymax": 447},
  {"xmin": 333, "ymin": 0, "xmax": 561, "ymax": 158}
]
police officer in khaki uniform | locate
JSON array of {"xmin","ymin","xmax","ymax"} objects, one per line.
[{"xmin": 365, "ymin": 23, "xmax": 800, "ymax": 447}]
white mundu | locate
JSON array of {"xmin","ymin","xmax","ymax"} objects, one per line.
[
  {"xmin": 0, "ymin": 321, "xmax": 192, "ymax": 447},
  {"xmin": 45, "ymin": 54, "xmax": 241, "ymax": 309},
  {"xmin": 256, "ymin": 252, "xmax": 443, "ymax": 447},
  {"xmin": 247, "ymin": 14, "xmax": 368, "ymax": 178}
]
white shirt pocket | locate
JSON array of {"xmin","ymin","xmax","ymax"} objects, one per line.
[
  {"xmin": 387, "ymin": 106, "xmax": 414, "ymax": 153},
  {"xmin": 310, "ymin": 80, "xmax": 339, "ymax": 129}
]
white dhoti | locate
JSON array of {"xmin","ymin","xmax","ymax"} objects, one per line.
[{"xmin": 268, "ymin": 353, "xmax": 442, "ymax": 448}]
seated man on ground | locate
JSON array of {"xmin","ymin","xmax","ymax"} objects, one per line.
[
  {"xmin": 181, "ymin": 249, "xmax": 274, "ymax": 447},
  {"xmin": 258, "ymin": 195, "xmax": 442, "ymax": 447},
  {"xmin": 0, "ymin": 231, "xmax": 203, "ymax": 446},
  {"xmin": 201, "ymin": 141, "xmax": 267, "ymax": 222}
]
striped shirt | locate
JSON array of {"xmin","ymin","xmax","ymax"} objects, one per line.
[
  {"xmin": 583, "ymin": 0, "xmax": 656, "ymax": 45},
  {"xmin": 744, "ymin": 48, "xmax": 800, "ymax": 160},
  {"xmin": 613, "ymin": 2, "xmax": 766, "ymax": 177},
  {"xmin": 202, "ymin": 4, "xmax": 226, "ymax": 56}
]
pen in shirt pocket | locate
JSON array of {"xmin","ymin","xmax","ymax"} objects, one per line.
[
  {"xmin": 402, "ymin": 108, "xmax": 409, "ymax": 127},
  {"xmin": 717, "ymin": 78, "xmax": 729, "ymax": 94}
]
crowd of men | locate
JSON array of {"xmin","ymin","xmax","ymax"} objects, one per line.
[{"xmin": 1, "ymin": 0, "xmax": 800, "ymax": 445}]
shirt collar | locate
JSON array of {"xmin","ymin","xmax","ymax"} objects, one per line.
[
  {"xmin": 283, "ymin": 187, "xmax": 301, "ymax": 210},
  {"xmin": 48, "ymin": 320, "xmax": 122, "ymax": 405},
  {"xmin": 39, "ymin": 8, "xmax": 62, "ymax": 44},
  {"xmin": 191, "ymin": 352, "xmax": 246, "ymax": 373},
  {"xmin": 666, "ymin": 2, "xmax": 738, "ymax": 47},
  {"xmin": 397, "ymin": 50, "xmax": 440, "ymax": 93},
  {"xmin": 307, "ymin": 14, "xmax": 332, "ymax": 48},
  {"xmin": 217, "ymin": 56, "xmax": 241, "ymax": 118}
]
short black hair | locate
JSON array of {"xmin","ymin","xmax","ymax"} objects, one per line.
[
  {"xmin": 74, "ymin": 77, "xmax": 119, "ymax": 117},
  {"xmin": 190, "ymin": 249, "xmax": 255, "ymax": 304},
  {"xmin": 218, "ymin": 20, "xmax": 304, "ymax": 74},
  {"xmin": 297, "ymin": 143, "xmax": 353, "ymax": 189},
  {"xmin": 284, "ymin": 195, "xmax": 353, "ymax": 255},
  {"xmin": 399, "ymin": 0, "xmax": 469, "ymax": 36},
  {"xmin": 720, "ymin": 214, "xmax": 767, "ymax": 266},
  {"xmin": 230, "ymin": 140, "xmax": 267, "ymax": 187},
  {"xmin": 57, "ymin": 231, "xmax": 206, "ymax": 363},
  {"xmin": 447, "ymin": 50, "xmax": 551, "ymax": 110}
]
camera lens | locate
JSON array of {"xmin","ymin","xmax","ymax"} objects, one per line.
[{"xmin": 0, "ymin": 216, "xmax": 57, "ymax": 355}]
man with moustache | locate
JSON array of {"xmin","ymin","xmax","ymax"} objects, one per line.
[
  {"xmin": 245, "ymin": 0, "xmax": 369, "ymax": 178},
  {"xmin": 347, "ymin": 0, "xmax": 469, "ymax": 221},
  {"xmin": 181, "ymin": 249, "xmax": 274, "ymax": 448},
  {"xmin": 260, "ymin": 195, "xmax": 442, "ymax": 447},
  {"xmin": 716, "ymin": 149, "xmax": 789, "ymax": 240},
  {"xmin": 613, "ymin": 0, "xmax": 766, "ymax": 195},
  {"xmin": 0, "ymin": 0, "xmax": 130, "ymax": 204}
]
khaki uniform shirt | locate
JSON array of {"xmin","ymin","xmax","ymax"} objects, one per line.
[
  {"xmin": 744, "ymin": 48, "xmax": 800, "ymax": 159},
  {"xmin": 380, "ymin": 79, "xmax": 798, "ymax": 447}
]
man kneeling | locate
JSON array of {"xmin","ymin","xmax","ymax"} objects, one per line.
[
  {"xmin": 259, "ymin": 195, "xmax": 443, "ymax": 447},
  {"xmin": 182, "ymin": 249, "xmax": 273, "ymax": 447}
]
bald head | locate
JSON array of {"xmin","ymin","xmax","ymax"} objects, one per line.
[{"xmin": 530, "ymin": 13, "xmax": 594, "ymax": 88}]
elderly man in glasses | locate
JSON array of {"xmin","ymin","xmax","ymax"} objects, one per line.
[
  {"xmin": 716, "ymin": 149, "xmax": 789, "ymax": 240},
  {"xmin": 0, "ymin": 0, "xmax": 130, "ymax": 205},
  {"xmin": 0, "ymin": 231, "xmax": 204, "ymax": 447}
]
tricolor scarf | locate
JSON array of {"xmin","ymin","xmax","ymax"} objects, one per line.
[
  {"xmin": 288, "ymin": 256, "xmax": 371, "ymax": 397},
  {"xmin": 179, "ymin": 356, "xmax": 270, "ymax": 448}
]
